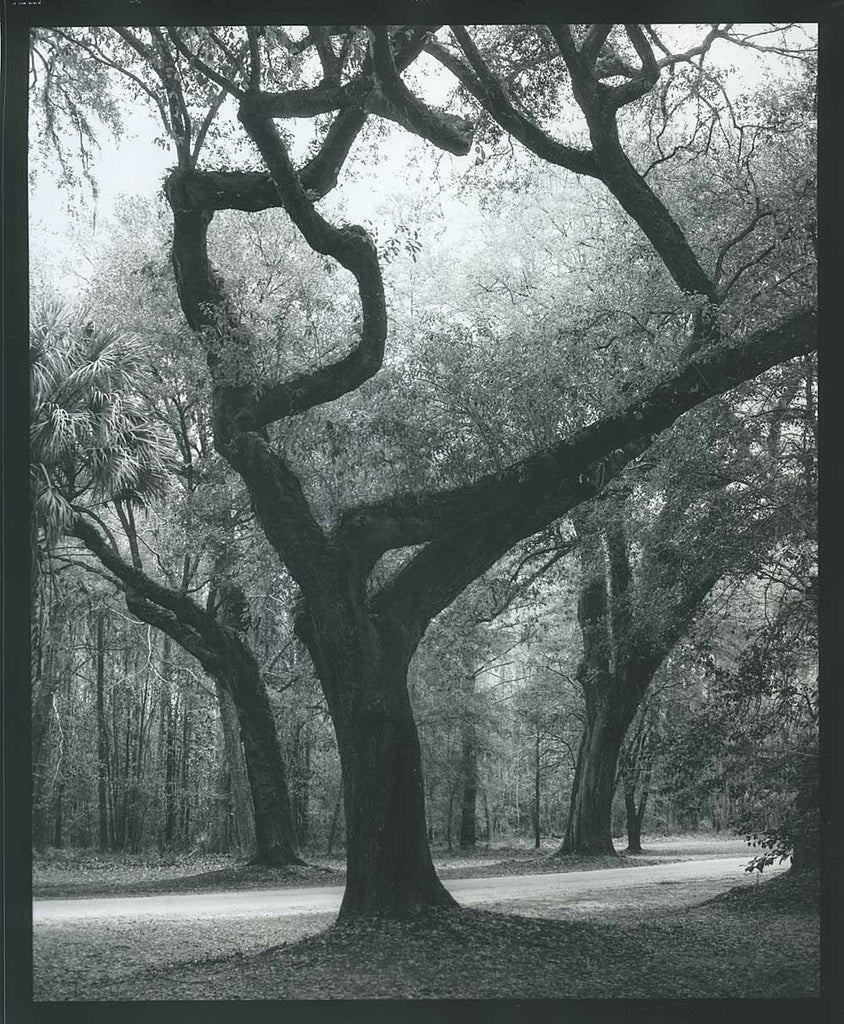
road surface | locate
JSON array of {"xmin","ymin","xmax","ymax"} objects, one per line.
[{"xmin": 33, "ymin": 855, "xmax": 784, "ymax": 923}]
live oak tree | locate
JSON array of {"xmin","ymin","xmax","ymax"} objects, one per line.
[
  {"xmin": 556, "ymin": 404, "xmax": 797, "ymax": 855},
  {"xmin": 42, "ymin": 24, "xmax": 816, "ymax": 918}
]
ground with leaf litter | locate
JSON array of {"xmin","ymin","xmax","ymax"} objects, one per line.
[
  {"xmin": 32, "ymin": 833, "xmax": 728, "ymax": 899},
  {"xmin": 33, "ymin": 837, "xmax": 818, "ymax": 1000}
]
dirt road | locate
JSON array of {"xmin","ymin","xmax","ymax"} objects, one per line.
[{"xmin": 33, "ymin": 855, "xmax": 784, "ymax": 922}]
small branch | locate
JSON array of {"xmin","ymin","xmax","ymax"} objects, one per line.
[
  {"xmin": 166, "ymin": 27, "xmax": 246, "ymax": 98},
  {"xmin": 246, "ymin": 25, "xmax": 262, "ymax": 91},
  {"xmin": 713, "ymin": 207, "xmax": 775, "ymax": 289},
  {"xmin": 720, "ymin": 241, "xmax": 778, "ymax": 299}
]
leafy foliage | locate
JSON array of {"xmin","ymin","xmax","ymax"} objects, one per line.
[{"xmin": 30, "ymin": 296, "xmax": 173, "ymax": 553}]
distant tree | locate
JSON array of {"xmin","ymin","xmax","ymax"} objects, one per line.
[{"xmin": 30, "ymin": 296, "xmax": 304, "ymax": 864}]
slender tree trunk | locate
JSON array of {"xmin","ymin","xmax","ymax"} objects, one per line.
[
  {"xmin": 298, "ymin": 727, "xmax": 311, "ymax": 847},
  {"xmin": 96, "ymin": 608, "xmax": 109, "ymax": 850},
  {"xmin": 326, "ymin": 786, "xmax": 342, "ymax": 856},
  {"xmin": 180, "ymin": 693, "xmax": 191, "ymax": 847},
  {"xmin": 52, "ymin": 781, "xmax": 64, "ymax": 849},
  {"xmin": 482, "ymin": 789, "xmax": 492, "ymax": 843},
  {"xmin": 458, "ymin": 675, "xmax": 477, "ymax": 848},
  {"xmin": 162, "ymin": 649, "xmax": 177, "ymax": 849},
  {"xmin": 533, "ymin": 727, "xmax": 541, "ymax": 850},
  {"xmin": 32, "ymin": 595, "xmax": 63, "ymax": 850},
  {"xmin": 624, "ymin": 788, "xmax": 644, "ymax": 853}
]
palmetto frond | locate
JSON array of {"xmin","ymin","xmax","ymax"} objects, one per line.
[{"xmin": 30, "ymin": 295, "xmax": 175, "ymax": 553}]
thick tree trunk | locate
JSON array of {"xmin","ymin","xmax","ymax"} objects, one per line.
[
  {"xmin": 302, "ymin": 608, "xmax": 456, "ymax": 919},
  {"xmin": 334, "ymin": 680, "xmax": 455, "ymax": 918},
  {"xmin": 219, "ymin": 653, "xmax": 303, "ymax": 866},
  {"xmin": 557, "ymin": 706, "xmax": 627, "ymax": 856}
]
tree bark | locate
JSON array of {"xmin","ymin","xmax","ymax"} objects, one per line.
[
  {"xmin": 559, "ymin": 702, "xmax": 629, "ymax": 856},
  {"xmin": 220, "ymin": 654, "xmax": 303, "ymax": 865},
  {"xmin": 96, "ymin": 607, "xmax": 109, "ymax": 850},
  {"xmin": 458, "ymin": 669, "xmax": 477, "ymax": 849},
  {"xmin": 299, "ymin": 604, "xmax": 456, "ymax": 919},
  {"xmin": 534, "ymin": 727, "xmax": 542, "ymax": 850},
  {"xmin": 216, "ymin": 679, "xmax": 256, "ymax": 857},
  {"xmin": 326, "ymin": 786, "xmax": 343, "ymax": 855}
]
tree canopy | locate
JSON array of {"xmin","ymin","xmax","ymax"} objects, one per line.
[{"xmin": 29, "ymin": 21, "xmax": 817, "ymax": 919}]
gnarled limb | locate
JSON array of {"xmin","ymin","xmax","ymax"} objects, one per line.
[
  {"xmin": 546, "ymin": 24, "xmax": 718, "ymax": 302},
  {"xmin": 72, "ymin": 515, "xmax": 221, "ymax": 645},
  {"xmin": 368, "ymin": 26, "xmax": 473, "ymax": 156}
]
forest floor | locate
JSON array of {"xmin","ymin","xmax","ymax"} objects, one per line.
[
  {"xmin": 32, "ymin": 834, "xmax": 820, "ymax": 999},
  {"xmin": 32, "ymin": 832, "xmax": 735, "ymax": 899}
]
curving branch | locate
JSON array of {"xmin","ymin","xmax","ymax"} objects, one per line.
[
  {"xmin": 428, "ymin": 29, "xmax": 600, "ymax": 178},
  {"xmin": 546, "ymin": 24, "xmax": 718, "ymax": 302},
  {"xmin": 605, "ymin": 25, "xmax": 660, "ymax": 109},
  {"xmin": 72, "ymin": 515, "xmax": 223, "ymax": 649},
  {"xmin": 298, "ymin": 106, "xmax": 368, "ymax": 196},
  {"xmin": 124, "ymin": 590, "xmax": 223, "ymax": 675},
  {"xmin": 233, "ymin": 100, "xmax": 387, "ymax": 424}
]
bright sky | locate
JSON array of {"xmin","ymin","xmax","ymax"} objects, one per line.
[{"xmin": 29, "ymin": 24, "xmax": 815, "ymax": 296}]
